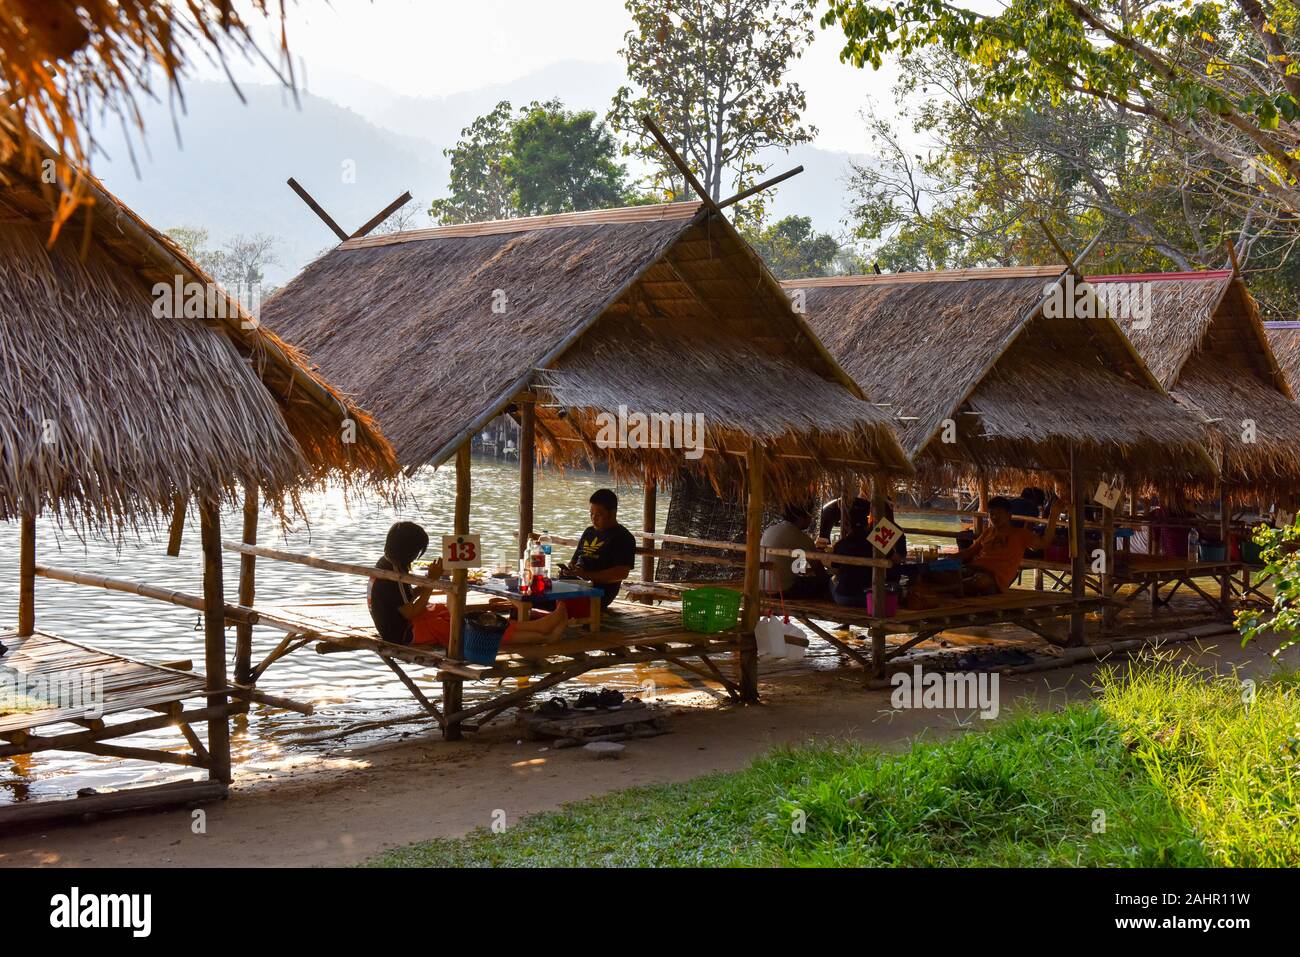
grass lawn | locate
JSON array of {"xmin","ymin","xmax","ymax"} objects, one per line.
[{"xmin": 369, "ymin": 662, "xmax": 1300, "ymax": 867}]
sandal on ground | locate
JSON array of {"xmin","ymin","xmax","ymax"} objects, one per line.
[
  {"xmin": 574, "ymin": 690, "xmax": 601, "ymax": 710},
  {"xmin": 537, "ymin": 696, "xmax": 568, "ymax": 717},
  {"xmin": 596, "ymin": 688, "xmax": 624, "ymax": 709}
]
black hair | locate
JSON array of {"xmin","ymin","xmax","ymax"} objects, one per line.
[
  {"xmin": 589, "ymin": 488, "xmax": 619, "ymax": 512},
  {"xmin": 384, "ymin": 521, "xmax": 429, "ymax": 567},
  {"xmin": 987, "ymin": 496, "xmax": 1013, "ymax": 514},
  {"xmin": 846, "ymin": 499, "xmax": 872, "ymax": 531},
  {"xmin": 1019, "ymin": 487, "xmax": 1047, "ymax": 506},
  {"xmin": 783, "ymin": 503, "xmax": 813, "ymax": 527}
]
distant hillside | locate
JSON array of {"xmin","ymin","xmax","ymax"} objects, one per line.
[{"xmin": 92, "ymin": 66, "xmax": 866, "ymax": 284}]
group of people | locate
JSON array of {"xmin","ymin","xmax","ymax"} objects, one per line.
[
  {"xmin": 368, "ymin": 488, "xmax": 637, "ymax": 648},
  {"xmin": 760, "ymin": 486, "xmax": 1070, "ymax": 608}
]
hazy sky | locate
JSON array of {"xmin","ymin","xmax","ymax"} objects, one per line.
[{"xmin": 232, "ymin": 0, "xmax": 903, "ymax": 154}]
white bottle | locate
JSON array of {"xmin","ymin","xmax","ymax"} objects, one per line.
[{"xmin": 1187, "ymin": 526, "xmax": 1200, "ymax": 562}]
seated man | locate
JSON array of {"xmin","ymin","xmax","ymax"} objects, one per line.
[
  {"xmin": 923, "ymin": 495, "xmax": 1066, "ymax": 598},
  {"xmin": 761, "ymin": 503, "xmax": 829, "ymax": 600},
  {"xmin": 370, "ymin": 521, "xmax": 569, "ymax": 647},
  {"xmin": 816, "ymin": 480, "xmax": 871, "ymax": 545},
  {"xmin": 554, "ymin": 488, "xmax": 637, "ymax": 609}
]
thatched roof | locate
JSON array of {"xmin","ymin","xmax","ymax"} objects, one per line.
[
  {"xmin": 261, "ymin": 203, "xmax": 911, "ymax": 498},
  {"xmin": 0, "ymin": 130, "xmax": 398, "ymax": 528},
  {"xmin": 1094, "ymin": 271, "xmax": 1300, "ymax": 496},
  {"xmin": 1266, "ymin": 324, "xmax": 1300, "ymax": 394},
  {"xmin": 785, "ymin": 267, "xmax": 1216, "ymax": 489}
]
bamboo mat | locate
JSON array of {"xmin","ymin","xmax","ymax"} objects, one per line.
[{"xmin": 0, "ymin": 630, "xmax": 207, "ymax": 734}]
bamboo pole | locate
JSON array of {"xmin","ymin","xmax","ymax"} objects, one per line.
[
  {"xmin": 222, "ymin": 542, "xmax": 448, "ymax": 592},
  {"xmin": 976, "ymin": 473, "xmax": 990, "ymax": 534},
  {"xmin": 18, "ymin": 511, "xmax": 34, "ymax": 636},
  {"xmin": 235, "ymin": 485, "xmax": 258, "ymax": 684},
  {"xmin": 199, "ymin": 500, "xmax": 232, "ymax": 784},
  {"xmin": 1068, "ymin": 448, "xmax": 1086, "ymax": 647},
  {"xmin": 1219, "ymin": 451, "xmax": 1231, "ymax": 611},
  {"xmin": 34, "ymin": 565, "xmax": 258, "ymax": 623},
  {"xmin": 1100, "ymin": 503, "xmax": 1115, "ymax": 633},
  {"xmin": 165, "ymin": 495, "xmax": 186, "ymax": 557},
  {"xmin": 518, "ymin": 396, "xmax": 535, "ymax": 560},
  {"xmin": 739, "ymin": 442, "xmax": 763, "ymax": 703},
  {"xmin": 444, "ymin": 442, "xmax": 471, "ymax": 740},
  {"xmin": 870, "ymin": 473, "xmax": 889, "ymax": 678},
  {"xmin": 641, "ymin": 478, "xmax": 657, "ymax": 585}
]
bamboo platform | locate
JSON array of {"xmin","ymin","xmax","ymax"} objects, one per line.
[
  {"xmin": 0, "ymin": 630, "xmax": 242, "ymax": 767},
  {"xmin": 246, "ymin": 599, "xmax": 747, "ymax": 733},
  {"xmin": 1023, "ymin": 555, "xmax": 1241, "ymax": 617},
  {"xmin": 623, "ymin": 580, "xmax": 1108, "ymax": 672}
]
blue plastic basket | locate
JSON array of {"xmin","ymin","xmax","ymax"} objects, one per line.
[{"xmin": 461, "ymin": 614, "xmax": 508, "ymax": 665}]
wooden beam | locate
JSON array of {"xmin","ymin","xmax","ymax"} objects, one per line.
[
  {"xmin": 444, "ymin": 442, "xmax": 471, "ymax": 740},
  {"xmin": 18, "ymin": 511, "xmax": 34, "ymax": 636},
  {"xmin": 739, "ymin": 442, "xmax": 764, "ymax": 702},
  {"xmin": 287, "ymin": 177, "xmax": 349, "ymax": 242},
  {"xmin": 235, "ymin": 484, "xmax": 258, "ymax": 684},
  {"xmin": 351, "ymin": 190, "xmax": 413, "ymax": 239},
  {"xmin": 640, "ymin": 115, "xmax": 722, "ymax": 212},
  {"xmin": 199, "ymin": 499, "xmax": 232, "ymax": 784},
  {"xmin": 165, "ymin": 495, "xmax": 186, "ymax": 557},
  {"xmin": 716, "ymin": 166, "xmax": 803, "ymax": 210},
  {"xmin": 518, "ymin": 396, "xmax": 536, "ymax": 561},
  {"xmin": 870, "ymin": 473, "xmax": 889, "ymax": 678},
  {"xmin": 1068, "ymin": 448, "xmax": 1086, "ymax": 647},
  {"xmin": 641, "ymin": 479, "xmax": 657, "ymax": 584}
]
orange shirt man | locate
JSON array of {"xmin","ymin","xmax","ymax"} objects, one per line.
[{"xmin": 960, "ymin": 495, "xmax": 1067, "ymax": 593}]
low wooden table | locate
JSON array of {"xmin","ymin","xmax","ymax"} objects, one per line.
[{"xmin": 461, "ymin": 576, "xmax": 607, "ymax": 633}]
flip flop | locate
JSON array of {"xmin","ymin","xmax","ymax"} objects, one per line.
[
  {"xmin": 537, "ymin": 696, "xmax": 568, "ymax": 717},
  {"xmin": 596, "ymin": 688, "xmax": 624, "ymax": 709}
]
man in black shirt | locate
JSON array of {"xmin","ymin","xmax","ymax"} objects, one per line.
[{"xmin": 557, "ymin": 488, "xmax": 637, "ymax": 608}]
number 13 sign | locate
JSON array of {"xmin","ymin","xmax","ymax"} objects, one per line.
[{"xmin": 442, "ymin": 534, "xmax": 482, "ymax": 569}]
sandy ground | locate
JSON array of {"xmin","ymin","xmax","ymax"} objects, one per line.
[{"xmin": 1, "ymin": 633, "xmax": 1295, "ymax": 868}]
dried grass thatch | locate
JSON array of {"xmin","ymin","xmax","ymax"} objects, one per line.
[
  {"xmin": 262, "ymin": 202, "xmax": 911, "ymax": 500},
  {"xmin": 0, "ymin": 1, "xmax": 292, "ymax": 240},
  {"xmin": 1266, "ymin": 325, "xmax": 1300, "ymax": 393},
  {"xmin": 0, "ymin": 129, "xmax": 398, "ymax": 529},
  {"xmin": 1094, "ymin": 271, "xmax": 1300, "ymax": 498},
  {"xmin": 785, "ymin": 267, "xmax": 1217, "ymax": 491}
]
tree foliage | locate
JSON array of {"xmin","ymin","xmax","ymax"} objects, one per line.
[
  {"xmin": 429, "ymin": 99, "xmax": 636, "ymax": 224},
  {"xmin": 609, "ymin": 0, "xmax": 819, "ymax": 225},
  {"xmin": 742, "ymin": 214, "xmax": 849, "ymax": 277}
]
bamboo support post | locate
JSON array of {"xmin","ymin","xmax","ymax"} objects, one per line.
[
  {"xmin": 518, "ymin": 395, "xmax": 535, "ymax": 560},
  {"xmin": 739, "ymin": 442, "xmax": 763, "ymax": 703},
  {"xmin": 1068, "ymin": 448, "xmax": 1086, "ymax": 647},
  {"xmin": 976, "ymin": 473, "xmax": 990, "ymax": 534},
  {"xmin": 18, "ymin": 511, "xmax": 34, "ymax": 636},
  {"xmin": 870, "ymin": 472, "xmax": 889, "ymax": 677},
  {"xmin": 165, "ymin": 495, "xmax": 186, "ymax": 557},
  {"xmin": 235, "ymin": 484, "xmax": 258, "ymax": 684},
  {"xmin": 444, "ymin": 442, "xmax": 471, "ymax": 739},
  {"xmin": 641, "ymin": 478, "xmax": 657, "ymax": 586},
  {"xmin": 1100, "ymin": 503, "xmax": 1115, "ymax": 633},
  {"xmin": 1219, "ymin": 452, "xmax": 1231, "ymax": 611},
  {"xmin": 199, "ymin": 499, "xmax": 232, "ymax": 784}
]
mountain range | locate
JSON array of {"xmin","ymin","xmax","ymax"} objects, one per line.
[{"xmin": 91, "ymin": 62, "xmax": 868, "ymax": 285}]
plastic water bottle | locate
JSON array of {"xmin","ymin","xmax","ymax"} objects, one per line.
[
  {"xmin": 1187, "ymin": 526, "xmax": 1200, "ymax": 562},
  {"xmin": 539, "ymin": 530, "xmax": 553, "ymax": 576}
]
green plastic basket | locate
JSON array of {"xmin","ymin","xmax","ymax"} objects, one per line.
[{"xmin": 681, "ymin": 587, "xmax": 743, "ymax": 633}]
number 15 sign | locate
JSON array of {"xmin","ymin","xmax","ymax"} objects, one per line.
[{"xmin": 442, "ymin": 533, "xmax": 482, "ymax": 569}]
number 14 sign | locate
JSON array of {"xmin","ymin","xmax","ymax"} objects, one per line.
[
  {"xmin": 442, "ymin": 533, "xmax": 482, "ymax": 569},
  {"xmin": 868, "ymin": 518, "xmax": 903, "ymax": 555}
]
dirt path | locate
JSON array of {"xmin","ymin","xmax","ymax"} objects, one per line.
[{"xmin": 1, "ymin": 634, "xmax": 1293, "ymax": 867}]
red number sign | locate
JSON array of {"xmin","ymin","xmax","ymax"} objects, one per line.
[{"xmin": 442, "ymin": 533, "xmax": 482, "ymax": 569}]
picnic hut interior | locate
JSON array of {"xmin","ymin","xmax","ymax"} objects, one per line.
[
  {"xmin": 256, "ymin": 187, "xmax": 914, "ymax": 739},
  {"xmin": 1100, "ymin": 267, "xmax": 1300, "ymax": 603},
  {"xmin": 0, "ymin": 129, "xmax": 398, "ymax": 823},
  {"xmin": 784, "ymin": 263, "xmax": 1226, "ymax": 651}
]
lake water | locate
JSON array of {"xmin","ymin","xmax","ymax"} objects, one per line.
[{"xmin": 0, "ymin": 458, "xmax": 955, "ymax": 803}]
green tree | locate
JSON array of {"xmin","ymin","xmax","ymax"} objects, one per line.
[
  {"xmin": 609, "ymin": 0, "xmax": 819, "ymax": 224},
  {"xmin": 429, "ymin": 101, "xmax": 516, "ymax": 225},
  {"xmin": 507, "ymin": 100, "xmax": 631, "ymax": 216},
  {"xmin": 742, "ymin": 214, "xmax": 846, "ymax": 278},
  {"xmin": 824, "ymin": 0, "xmax": 1300, "ymax": 228}
]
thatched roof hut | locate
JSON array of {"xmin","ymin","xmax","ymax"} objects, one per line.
[
  {"xmin": 0, "ymin": 132, "xmax": 398, "ymax": 528},
  {"xmin": 784, "ymin": 266, "xmax": 1216, "ymax": 489},
  {"xmin": 1266, "ymin": 324, "xmax": 1300, "ymax": 394},
  {"xmin": 261, "ymin": 202, "xmax": 911, "ymax": 498},
  {"xmin": 1094, "ymin": 270, "xmax": 1300, "ymax": 497}
]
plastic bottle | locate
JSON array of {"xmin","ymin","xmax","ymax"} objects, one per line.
[
  {"xmin": 530, "ymin": 537, "xmax": 549, "ymax": 592},
  {"xmin": 1187, "ymin": 525, "xmax": 1200, "ymax": 562},
  {"xmin": 539, "ymin": 530, "xmax": 553, "ymax": 576}
]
